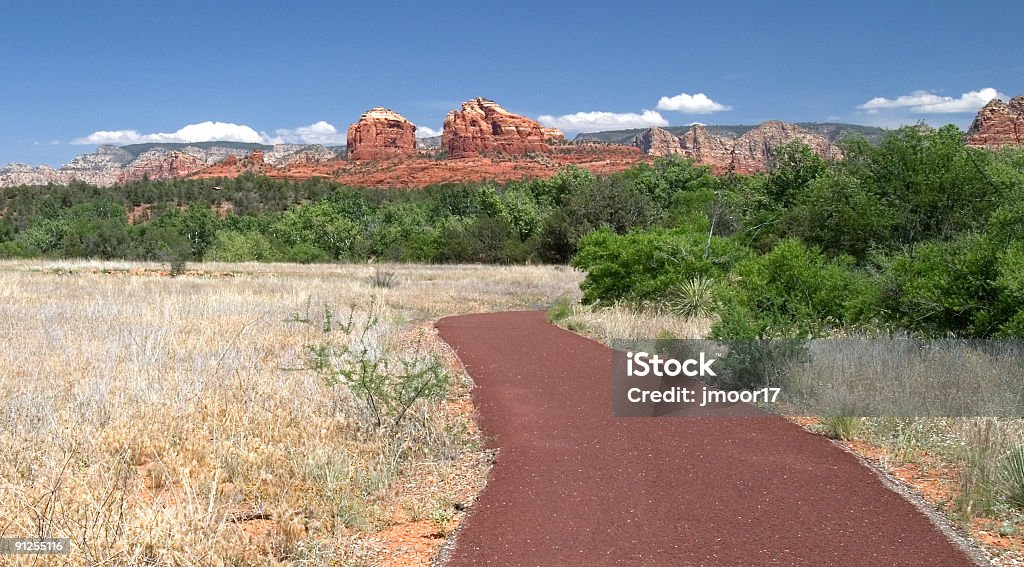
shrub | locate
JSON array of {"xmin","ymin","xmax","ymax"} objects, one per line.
[
  {"xmin": 877, "ymin": 232, "xmax": 1024, "ymax": 338},
  {"xmin": 281, "ymin": 243, "xmax": 330, "ymax": 264},
  {"xmin": 711, "ymin": 239, "xmax": 878, "ymax": 339},
  {"xmin": 298, "ymin": 304, "xmax": 448, "ymax": 433},
  {"xmin": 714, "ymin": 339, "xmax": 810, "ymax": 390},
  {"xmin": 572, "ymin": 227, "xmax": 751, "ymax": 305},
  {"xmin": 204, "ymin": 230, "xmax": 278, "ymax": 262}
]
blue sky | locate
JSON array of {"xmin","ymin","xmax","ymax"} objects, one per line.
[{"xmin": 3, "ymin": 0, "xmax": 1023, "ymax": 166}]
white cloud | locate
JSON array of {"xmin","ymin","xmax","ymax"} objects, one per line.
[
  {"xmin": 417, "ymin": 126, "xmax": 442, "ymax": 138},
  {"xmin": 656, "ymin": 92, "xmax": 732, "ymax": 114},
  {"xmin": 72, "ymin": 120, "xmax": 343, "ymax": 146},
  {"xmin": 857, "ymin": 87, "xmax": 1004, "ymax": 114},
  {"xmin": 537, "ymin": 110, "xmax": 668, "ymax": 132},
  {"xmin": 268, "ymin": 121, "xmax": 341, "ymax": 145}
]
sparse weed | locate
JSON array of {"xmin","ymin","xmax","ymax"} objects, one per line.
[
  {"xmin": 371, "ymin": 268, "xmax": 399, "ymax": 289},
  {"xmin": 547, "ymin": 296, "xmax": 575, "ymax": 323},
  {"xmin": 954, "ymin": 420, "xmax": 1005, "ymax": 521},
  {"xmin": 296, "ymin": 302, "xmax": 448, "ymax": 432}
]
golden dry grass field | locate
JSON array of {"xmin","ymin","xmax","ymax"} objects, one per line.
[{"xmin": 0, "ymin": 260, "xmax": 582, "ymax": 566}]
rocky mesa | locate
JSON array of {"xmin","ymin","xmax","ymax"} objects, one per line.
[
  {"xmin": 965, "ymin": 96, "xmax": 1024, "ymax": 148},
  {"xmin": 346, "ymin": 108, "xmax": 417, "ymax": 161},
  {"xmin": 443, "ymin": 98, "xmax": 561, "ymax": 158}
]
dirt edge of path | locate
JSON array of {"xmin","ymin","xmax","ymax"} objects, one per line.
[{"xmin": 825, "ymin": 435, "xmax": 990, "ymax": 565}]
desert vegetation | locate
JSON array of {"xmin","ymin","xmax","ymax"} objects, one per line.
[{"xmin": 0, "ymin": 261, "xmax": 580, "ymax": 564}]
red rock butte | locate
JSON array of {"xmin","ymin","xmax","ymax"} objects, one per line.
[
  {"xmin": 346, "ymin": 107, "xmax": 417, "ymax": 161},
  {"xmin": 965, "ymin": 96, "xmax": 1024, "ymax": 148},
  {"xmin": 443, "ymin": 97, "xmax": 561, "ymax": 158}
]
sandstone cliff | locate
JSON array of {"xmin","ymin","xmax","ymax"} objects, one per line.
[
  {"xmin": 0, "ymin": 163, "xmax": 66, "ymax": 186},
  {"xmin": 730, "ymin": 121, "xmax": 842, "ymax": 174},
  {"xmin": 632, "ymin": 121, "xmax": 841, "ymax": 173},
  {"xmin": 263, "ymin": 144, "xmax": 339, "ymax": 165},
  {"xmin": 966, "ymin": 97, "xmax": 1024, "ymax": 148},
  {"xmin": 346, "ymin": 108, "xmax": 417, "ymax": 161},
  {"xmin": 443, "ymin": 98, "xmax": 555, "ymax": 158},
  {"xmin": 118, "ymin": 150, "xmax": 209, "ymax": 183},
  {"xmin": 0, "ymin": 145, "xmax": 134, "ymax": 186},
  {"xmin": 632, "ymin": 126, "xmax": 684, "ymax": 157},
  {"xmin": 678, "ymin": 125, "xmax": 735, "ymax": 171}
]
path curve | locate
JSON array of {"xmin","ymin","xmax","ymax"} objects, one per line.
[{"xmin": 436, "ymin": 311, "xmax": 979, "ymax": 566}]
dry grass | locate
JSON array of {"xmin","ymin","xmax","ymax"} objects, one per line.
[
  {"xmin": 0, "ymin": 260, "xmax": 581, "ymax": 565},
  {"xmin": 557, "ymin": 303, "xmax": 712, "ymax": 343}
]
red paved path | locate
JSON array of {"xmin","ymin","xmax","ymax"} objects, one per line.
[{"xmin": 436, "ymin": 311, "xmax": 979, "ymax": 566}]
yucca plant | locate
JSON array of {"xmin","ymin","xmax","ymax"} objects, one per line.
[
  {"xmin": 666, "ymin": 276, "xmax": 716, "ymax": 318},
  {"xmin": 999, "ymin": 443, "xmax": 1024, "ymax": 510}
]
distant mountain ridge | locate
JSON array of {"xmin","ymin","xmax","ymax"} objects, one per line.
[
  {"xmin": 0, "ymin": 143, "xmax": 345, "ymax": 187},
  {"xmin": 573, "ymin": 122, "xmax": 888, "ymax": 146},
  {"xmin": 622, "ymin": 121, "xmax": 847, "ymax": 174}
]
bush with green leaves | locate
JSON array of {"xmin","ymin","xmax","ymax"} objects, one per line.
[
  {"xmin": 204, "ymin": 230, "xmax": 278, "ymax": 262},
  {"xmin": 877, "ymin": 230, "xmax": 1024, "ymax": 338},
  {"xmin": 711, "ymin": 239, "xmax": 878, "ymax": 339},
  {"xmin": 572, "ymin": 226, "xmax": 751, "ymax": 305}
]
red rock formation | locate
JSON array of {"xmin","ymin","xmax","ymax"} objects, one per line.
[
  {"xmin": 443, "ymin": 98, "xmax": 553, "ymax": 158},
  {"xmin": 966, "ymin": 97, "xmax": 1024, "ymax": 148},
  {"xmin": 118, "ymin": 151, "xmax": 208, "ymax": 183},
  {"xmin": 632, "ymin": 126, "xmax": 685, "ymax": 157},
  {"xmin": 194, "ymin": 149, "xmax": 273, "ymax": 178},
  {"xmin": 346, "ymin": 108, "xmax": 417, "ymax": 161},
  {"xmin": 730, "ymin": 121, "xmax": 841, "ymax": 174},
  {"xmin": 678, "ymin": 125, "xmax": 735, "ymax": 172},
  {"xmin": 542, "ymin": 127, "xmax": 566, "ymax": 143}
]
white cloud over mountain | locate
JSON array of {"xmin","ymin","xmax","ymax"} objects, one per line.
[
  {"xmin": 416, "ymin": 126, "xmax": 442, "ymax": 138},
  {"xmin": 858, "ymin": 87, "xmax": 1004, "ymax": 114},
  {"xmin": 72, "ymin": 120, "xmax": 344, "ymax": 146},
  {"xmin": 270, "ymin": 121, "xmax": 340, "ymax": 145},
  {"xmin": 537, "ymin": 110, "xmax": 668, "ymax": 133},
  {"xmin": 656, "ymin": 92, "xmax": 732, "ymax": 114}
]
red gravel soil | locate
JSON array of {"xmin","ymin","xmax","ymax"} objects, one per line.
[{"xmin": 435, "ymin": 311, "xmax": 980, "ymax": 566}]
